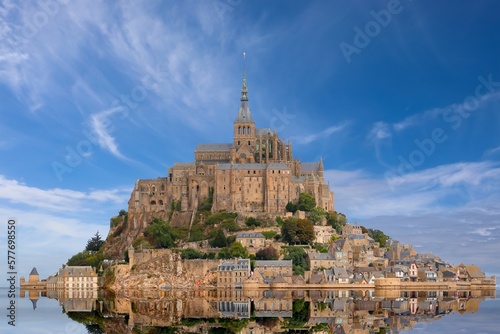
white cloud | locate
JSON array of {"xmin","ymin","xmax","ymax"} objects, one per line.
[
  {"xmin": 368, "ymin": 121, "xmax": 392, "ymax": 140},
  {"xmin": 292, "ymin": 123, "xmax": 347, "ymax": 145},
  {"xmin": 0, "ymin": 175, "xmax": 130, "ymax": 212},
  {"xmin": 326, "ymin": 161, "xmax": 500, "ymax": 219},
  {"xmin": 89, "ymin": 107, "xmax": 127, "ymax": 159}
]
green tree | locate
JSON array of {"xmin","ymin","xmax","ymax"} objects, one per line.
[
  {"xmin": 285, "ymin": 201, "xmax": 298, "ymax": 213},
  {"xmin": 368, "ymin": 228, "xmax": 390, "ymax": 247},
  {"xmin": 181, "ymin": 248, "xmax": 204, "ymax": 259},
  {"xmin": 297, "ymin": 193, "xmax": 316, "ymax": 211},
  {"xmin": 245, "ymin": 217, "xmax": 261, "ymax": 227},
  {"xmin": 327, "ymin": 211, "xmax": 347, "ymax": 234},
  {"xmin": 210, "ymin": 228, "xmax": 228, "ymax": 248},
  {"xmin": 143, "ymin": 217, "xmax": 176, "ymax": 248},
  {"xmin": 85, "ymin": 231, "xmax": 105, "ymax": 252},
  {"xmin": 281, "ymin": 218, "xmax": 315, "ymax": 244},
  {"xmin": 283, "ymin": 246, "xmax": 309, "ymax": 276},
  {"xmin": 255, "ymin": 246, "xmax": 279, "ymax": 260},
  {"xmin": 218, "ymin": 242, "xmax": 248, "ymax": 259},
  {"xmin": 307, "ymin": 207, "xmax": 327, "ymax": 224}
]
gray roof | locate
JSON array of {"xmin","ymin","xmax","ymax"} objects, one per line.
[
  {"xmin": 60, "ymin": 266, "xmax": 95, "ymax": 275},
  {"xmin": 301, "ymin": 161, "xmax": 321, "ymax": 173},
  {"xmin": 195, "ymin": 143, "xmax": 232, "ymax": 152},
  {"xmin": 173, "ymin": 162, "xmax": 194, "ymax": 168},
  {"xmin": 30, "ymin": 267, "xmax": 39, "ymax": 276},
  {"xmin": 218, "ymin": 259, "xmax": 250, "ymax": 271},
  {"xmin": 255, "ymin": 260, "xmax": 292, "ymax": 267},
  {"xmin": 333, "ymin": 266, "xmax": 349, "ymax": 278},
  {"xmin": 235, "ymin": 100, "xmax": 254, "ymax": 122},
  {"xmin": 256, "ymin": 128, "xmax": 272, "ymax": 136},
  {"xmin": 308, "ymin": 253, "xmax": 335, "ymax": 260},
  {"xmin": 267, "ymin": 163, "xmax": 290, "ymax": 170},
  {"xmin": 236, "ymin": 232, "xmax": 265, "ymax": 239},
  {"xmin": 217, "ymin": 163, "xmax": 265, "ymax": 170}
]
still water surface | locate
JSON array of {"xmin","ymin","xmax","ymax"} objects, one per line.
[{"xmin": 1, "ymin": 288, "xmax": 498, "ymax": 333}]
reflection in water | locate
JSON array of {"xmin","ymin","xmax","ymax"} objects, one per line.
[{"xmin": 21, "ymin": 288, "xmax": 496, "ymax": 333}]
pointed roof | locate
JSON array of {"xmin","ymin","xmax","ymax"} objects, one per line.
[
  {"xmin": 30, "ymin": 267, "xmax": 39, "ymax": 276},
  {"xmin": 235, "ymin": 53, "xmax": 254, "ymax": 123}
]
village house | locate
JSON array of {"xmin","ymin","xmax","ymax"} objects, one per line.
[
  {"xmin": 308, "ymin": 252, "xmax": 336, "ymax": 270},
  {"xmin": 253, "ymin": 290, "xmax": 292, "ymax": 317},
  {"xmin": 328, "ymin": 238, "xmax": 352, "ymax": 267},
  {"xmin": 252, "ymin": 260, "xmax": 293, "ymax": 284},
  {"xmin": 235, "ymin": 232, "xmax": 265, "ymax": 252},
  {"xmin": 217, "ymin": 259, "xmax": 251, "ymax": 288}
]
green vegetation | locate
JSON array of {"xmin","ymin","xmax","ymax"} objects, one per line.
[
  {"xmin": 67, "ymin": 250, "xmax": 105, "ymax": 268},
  {"xmin": 218, "ymin": 318, "xmax": 250, "ymax": 333},
  {"xmin": 297, "ymin": 193, "xmax": 316, "ymax": 211},
  {"xmin": 367, "ymin": 228, "xmax": 390, "ymax": 247},
  {"xmin": 245, "ymin": 216, "xmax": 261, "ymax": 227},
  {"xmin": 281, "ymin": 217, "xmax": 315, "ymax": 245},
  {"xmin": 284, "ymin": 299, "xmax": 310, "ymax": 329},
  {"xmin": 206, "ymin": 211, "xmax": 238, "ymax": 225},
  {"xmin": 313, "ymin": 243, "xmax": 328, "ymax": 253},
  {"xmin": 283, "ymin": 246, "xmax": 309, "ymax": 276},
  {"xmin": 210, "ymin": 228, "xmax": 228, "ymax": 248},
  {"xmin": 143, "ymin": 217, "xmax": 177, "ymax": 248},
  {"xmin": 218, "ymin": 242, "xmax": 248, "ymax": 259},
  {"xmin": 261, "ymin": 230, "xmax": 277, "ymax": 239},
  {"xmin": 198, "ymin": 187, "xmax": 214, "ymax": 212},
  {"xmin": 306, "ymin": 207, "xmax": 327, "ymax": 224},
  {"xmin": 85, "ymin": 231, "xmax": 105, "ymax": 252},
  {"xmin": 255, "ymin": 246, "xmax": 279, "ymax": 260},
  {"xmin": 327, "ymin": 211, "xmax": 347, "ymax": 234},
  {"xmin": 285, "ymin": 201, "xmax": 298, "ymax": 213},
  {"xmin": 180, "ymin": 248, "xmax": 215, "ymax": 259}
]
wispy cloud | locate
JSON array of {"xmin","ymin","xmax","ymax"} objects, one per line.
[
  {"xmin": 292, "ymin": 123, "xmax": 347, "ymax": 145},
  {"xmin": 326, "ymin": 161, "xmax": 500, "ymax": 219},
  {"xmin": 368, "ymin": 121, "xmax": 391, "ymax": 140},
  {"xmin": 0, "ymin": 175, "xmax": 130, "ymax": 212},
  {"xmin": 89, "ymin": 107, "xmax": 127, "ymax": 159}
]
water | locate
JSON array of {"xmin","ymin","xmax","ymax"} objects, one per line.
[{"xmin": 1, "ymin": 288, "xmax": 498, "ymax": 333}]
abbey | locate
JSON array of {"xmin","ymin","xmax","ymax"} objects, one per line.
[{"xmin": 130, "ymin": 69, "xmax": 334, "ymax": 215}]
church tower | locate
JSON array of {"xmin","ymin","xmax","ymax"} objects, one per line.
[{"xmin": 233, "ymin": 53, "xmax": 256, "ymax": 163}]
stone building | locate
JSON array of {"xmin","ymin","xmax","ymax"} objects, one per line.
[
  {"xmin": 128, "ymin": 66, "xmax": 334, "ymax": 217},
  {"xmin": 217, "ymin": 259, "xmax": 251, "ymax": 288}
]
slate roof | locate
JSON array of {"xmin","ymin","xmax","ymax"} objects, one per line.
[
  {"xmin": 255, "ymin": 260, "xmax": 292, "ymax": 268},
  {"xmin": 308, "ymin": 253, "xmax": 335, "ymax": 260},
  {"xmin": 29, "ymin": 267, "xmax": 39, "ymax": 276},
  {"xmin": 333, "ymin": 266, "xmax": 349, "ymax": 279},
  {"xmin": 301, "ymin": 161, "xmax": 321, "ymax": 173},
  {"xmin": 236, "ymin": 232, "xmax": 265, "ymax": 239},
  {"xmin": 218, "ymin": 259, "xmax": 250, "ymax": 271},
  {"xmin": 267, "ymin": 163, "xmax": 290, "ymax": 170},
  {"xmin": 255, "ymin": 128, "xmax": 272, "ymax": 136},
  {"xmin": 195, "ymin": 143, "xmax": 232, "ymax": 152},
  {"xmin": 216, "ymin": 163, "xmax": 267, "ymax": 170}
]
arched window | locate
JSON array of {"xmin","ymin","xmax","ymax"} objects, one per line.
[
  {"xmin": 242, "ymin": 127, "xmax": 246, "ymax": 134},
  {"xmin": 248, "ymin": 126, "xmax": 251, "ymax": 135},
  {"xmin": 150, "ymin": 200, "xmax": 156, "ymax": 205},
  {"xmin": 159, "ymin": 200, "xmax": 164, "ymax": 205}
]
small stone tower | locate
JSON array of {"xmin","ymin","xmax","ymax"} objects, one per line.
[{"xmin": 28, "ymin": 267, "xmax": 39, "ymax": 282}]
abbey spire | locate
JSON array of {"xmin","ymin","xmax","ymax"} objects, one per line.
[{"xmin": 235, "ymin": 52, "xmax": 253, "ymax": 123}]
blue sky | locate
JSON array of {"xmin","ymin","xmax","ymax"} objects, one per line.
[{"xmin": 0, "ymin": 0, "xmax": 499, "ymax": 282}]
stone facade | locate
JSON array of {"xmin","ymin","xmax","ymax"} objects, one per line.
[{"xmin": 127, "ymin": 70, "xmax": 334, "ymax": 216}]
